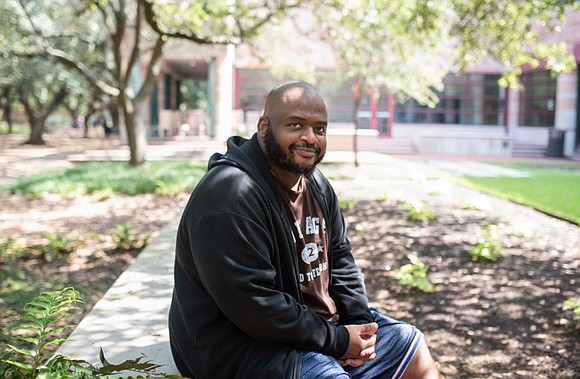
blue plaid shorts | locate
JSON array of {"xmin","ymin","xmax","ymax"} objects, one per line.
[{"xmin": 299, "ymin": 308, "xmax": 423, "ymax": 379}]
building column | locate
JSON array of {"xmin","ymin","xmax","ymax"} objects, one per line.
[
  {"xmin": 554, "ymin": 70, "xmax": 578, "ymax": 156},
  {"xmin": 506, "ymin": 86, "xmax": 520, "ymax": 140},
  {"xmin": 214, "ymin": 44, "xmax": 235, "ymax": 141}
]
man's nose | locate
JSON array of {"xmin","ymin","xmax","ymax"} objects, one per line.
[{"xmin": 300, "ymin": 126, "xmax": 318, "ymax": 144}]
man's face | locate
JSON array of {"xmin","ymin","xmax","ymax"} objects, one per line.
[
  {"xmin": 263, "ymin": 122, "xmax": 325, "ymax": 176},
  {"xmin": 261, "ymin": 88, "xmax": 328, "ymax": 176}
]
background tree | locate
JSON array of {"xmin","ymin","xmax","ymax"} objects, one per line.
[
  {"xmin": 247, "ymin": 0, "xmax": 579, "ymax": 165},
  {"xmin": 1, "ymin": 0, "xmax": 303, "ymax": 165},
  {"xmin": 0, "ymin": 0, "xmax": 103, "ymax": 144},
  {"xmin": 15, "ymin": 59, "xmax": 69, "ymax": 145}
]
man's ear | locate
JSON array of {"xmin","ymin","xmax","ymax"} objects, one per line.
[{"xmin": 257, "ymin": 117, "xmax": 268, "ymax": 135}]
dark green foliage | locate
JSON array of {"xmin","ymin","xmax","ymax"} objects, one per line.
[
  {"xmin": 1, "ymin": 287, "xmax": 183, "ymax": 378},
  {"xmin": 2, "ymin": 161, "xmax": 206, "ymax": 197},
  {"xmin": 394, "ymin": 254, "xmax": 435, "ymax": 293},
  {"xmin": 469, "ymin": 224, "xmax": 504, "ymax": 262}
]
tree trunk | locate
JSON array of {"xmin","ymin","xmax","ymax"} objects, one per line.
[
  {"xmin": 121, "ymin": 94, "xmax": 147, "ymax": 166},
  {"xmin": 83, "ymin": 112, "xmax": 91, "ymax": 138},
  {"xmin": 0, "ymin": 87, "xmax": 13, "ymax": 133},
  {"xmin": 19, "ymin": 86, "xmax": 67, "ymax": 145},
  {"xmin": 27, "ymin": 116, "xmax": 47, "ymax": 145}
]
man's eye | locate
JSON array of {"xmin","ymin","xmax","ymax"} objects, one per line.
[
  {"xmin": 288, "ymin": 123, "xmax": 302, "ymax": 129},
  {"xmin": 315, "ymin": 127, "xmax": 326, "ymax": 135}
]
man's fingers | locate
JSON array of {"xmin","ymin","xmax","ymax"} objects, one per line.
[{"xmin": 360, "ymin": 345, "xmax": 375, "ymax": 358}]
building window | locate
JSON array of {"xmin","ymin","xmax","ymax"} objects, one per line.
[
  {"xmin": 518, "ymin": 71, "xmax": 557, "ymax": 127},
  {"xmin": 394, "ymin": 74, "xmax": 505, "ymax": 126}
]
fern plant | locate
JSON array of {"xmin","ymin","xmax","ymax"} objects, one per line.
[
  {"xmin": 1, "ymin": 287, "xmax": 181, "ymax": 378},
  {"xmin": 2, "ymin": 287, "xmax": 84, "ymax": 377},
  {"xmin": 394, "ymin": 254, "xmax": 435, "ymax": 293}
]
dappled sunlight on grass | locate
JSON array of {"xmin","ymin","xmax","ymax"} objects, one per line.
[{"xmin": 1, "ymin": 160, "xmax": 207, "ymax": 197}]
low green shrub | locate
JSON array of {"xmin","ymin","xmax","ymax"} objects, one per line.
[
  {"xmin": 562, "ymin": 297, "xmax": 580, "ymax": 325},
  {"xmin": 469, "ymin": 224, "xmax": 504, "ymax": 262},
  {"xmin": 402, "ymin": 202, "xmax": 436, "ymax": 223},
  {"xmin": 394, "ymin": 254, "xmax": 435, "ymax": 293},
  {"xmin": 0, "ymin": 234, "xmax": 76, "ymax": 262},
  {"xmin": 111, "ymin": 222, "xmax": 147, "ymax": 252},
  {"xmin": 339, "ymin": 199, "xmax": 357, "ymax": 211},
  {"xmin": 2, "ymin": 161, "xmax": 206, "ymax": 198}
]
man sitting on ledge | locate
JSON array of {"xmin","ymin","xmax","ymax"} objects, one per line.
[{"xmin": 168, "ymin": 81, "xmax": 444, "ymax": 379}]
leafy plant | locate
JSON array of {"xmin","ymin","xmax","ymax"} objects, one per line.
[
  {"xmin": 562, "ymin": 297, "xmax": 580, "ymax": 324},
  {"xmin": 469, "ymin": 223, "xmax": 504, "ymax": 262},
  {"xmin": 394, "ymin": 254, "xmax": 435, "ymax": 293},
  {"xmin": 376, "ymin": 193, "xmax": 388, "ymax": 202},
  {"xmin": 92, "ymin": 187, "xmax": 116, "ymax": 201},
  {"xmin": 1, "ymin": 287, "xmax": 84, "ymax": 377},
  {"xmin": 155, "ymin": 179, "xmax": 191, "ymax": 196},
  {"xmin": 111, "ymin": 222, "xmax": 147, "ymax": 252},
  {"xmin": 1, "ymin": 287, "xmax": 182, "ymax": 378},
  {"xmin": 403, "ymin": 202, "xmax": 436, "ymax": 223},
  {"xmin": 1, "ymin": 234, "xmax": 75, "ymax": 262},
  {"xmin": 461, "ymin": 202, "xmax": 482, "ymax": 211},
  {"xmin": 41, "ymin": 234, "xmax": 75, "ymax": 262},
  {"xmin": 113, "ymin": 223, "xmax": 133, "ymax": 249},
  {"xmin": 339, "ymin": 199, "xmax": 357, "ymax": 211},
  {"xmin": 0, "ymin": 237, "xmax": 27, "ymax": 262}
]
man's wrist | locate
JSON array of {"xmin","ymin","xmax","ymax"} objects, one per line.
[{"xmin": 334, "ymin": 325, "xmax": 350, "ymax": 358}]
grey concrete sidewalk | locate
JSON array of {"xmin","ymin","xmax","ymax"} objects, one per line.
[{"xmin": 57, "ymin": 213, "xmax": 181, "ymax": 375}]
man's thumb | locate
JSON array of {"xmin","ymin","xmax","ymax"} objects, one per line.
[{"xmin": 360, "ymin": 322, "xmax": 379, "ymax": 336}]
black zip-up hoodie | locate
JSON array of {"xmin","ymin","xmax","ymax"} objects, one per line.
[{"xmin": 168, "ymin": 134, "xmax": 372, "ymax": 378}]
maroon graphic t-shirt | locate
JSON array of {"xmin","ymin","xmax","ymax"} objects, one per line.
[{"xmin": 278, "ymin": 176, "xmax": 338, "ymax": 321}]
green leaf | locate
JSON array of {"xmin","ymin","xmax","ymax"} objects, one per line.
[
  {"xmin": 6, "ymin": 344, "xmax": 35, "ymax": 357},
  {"xmin": 2, "ymin": 358, "xmax": 33, "ymax": 372}
]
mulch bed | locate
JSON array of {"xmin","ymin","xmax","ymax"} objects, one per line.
[{"xmin": 344, "ymin": 198, "xmax": 579, "ymax": 378}]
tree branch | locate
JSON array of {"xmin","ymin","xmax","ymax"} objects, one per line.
[
  {"xmin": 140, "ymin": 0, "xmax": 214, "ymax": 44},
  {"xmin": 38, "ymin": 48, "xmax": 120, "ymax": 96},
  {"xmin": 124, "ymin": 0, "xmax": 143, "ymax": 87},
  {"xmin": 136, "ymin": 35, "xmax": 165, "ymax": 103}
]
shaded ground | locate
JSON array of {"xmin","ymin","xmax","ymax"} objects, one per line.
[
  {"xmin": 326, "ymin": 161, "xmax": 580, "ymax": 379},
  {"xmin": 0, "ymin": 191, "xmax": 190, "ymax": 352},
  {"xmin": 1, "ymin": 135, "xmax": 579, "ymax": 378}
]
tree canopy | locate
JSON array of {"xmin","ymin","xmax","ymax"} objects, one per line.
[{"xmin": 1, "ymin": 0, "xmax": 578, "ymax": 161}]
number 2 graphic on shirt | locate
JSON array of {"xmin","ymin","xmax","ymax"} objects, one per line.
[{"xmin": 301, "ymin": 243, "xmax": 319, "ymax": 264}]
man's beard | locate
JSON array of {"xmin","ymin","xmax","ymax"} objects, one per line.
[{"xmin": 263, "ymin": 127, "xmax": 324, "ymax": 176}]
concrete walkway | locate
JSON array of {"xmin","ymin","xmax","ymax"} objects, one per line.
[{"xmin": 57, "ymin": 213, "xmax": 181, "ymax": 374}]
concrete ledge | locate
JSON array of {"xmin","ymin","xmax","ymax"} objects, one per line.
[
  {"xmin": 57, "ymin": 213, "xmax": 181, "ymax": 375},
  {"xmin": 326, "ymin": 129, "xmax": 379, "ymax": 152},
  {"xmin": 415, "ymin": 134, "xmax": 512, "ymax": 156}
]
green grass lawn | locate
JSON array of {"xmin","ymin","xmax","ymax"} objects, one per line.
[
  {"xmin": 457, "ymin": 161, "xmax": 580, "ymax": 225},
  {"xmin": 2, "ymin": 160, "xmax": 207, "ymax": 197}
]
